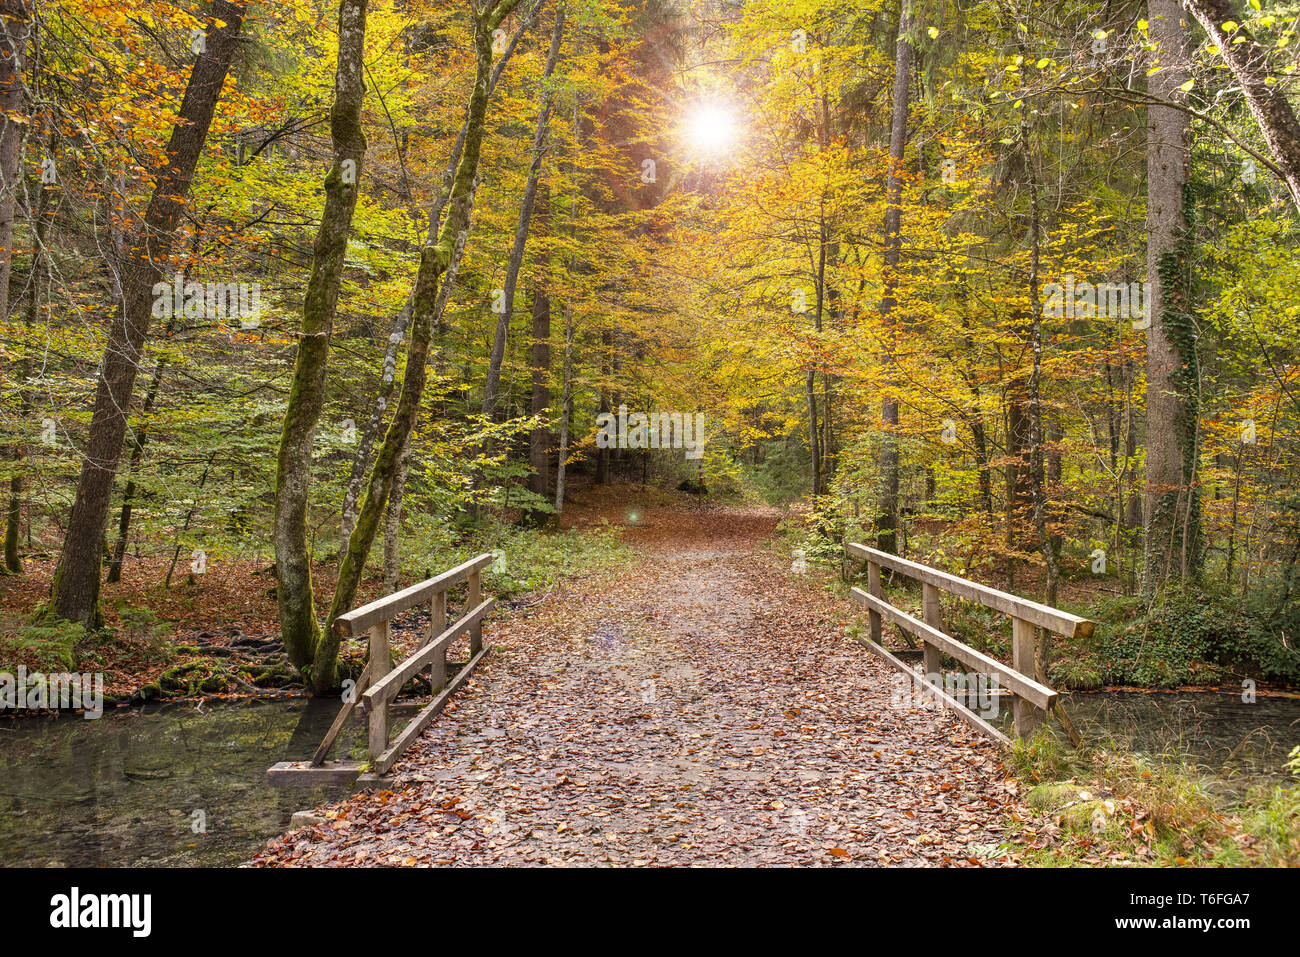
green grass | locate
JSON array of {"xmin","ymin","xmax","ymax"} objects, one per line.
[{"xmin": 1005, "ymin": 729, "xmax": 1300, "ymax": 866}]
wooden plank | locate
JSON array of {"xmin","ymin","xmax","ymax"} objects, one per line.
[
  {"xmin": 361, "ymin": 598, "xmax": 495, "ymax": 709},
  {"xmin": 855, "ymin": 636, "xmax": 1010, "ymax": 745},
  {"xmin": 310, "ymin": 659, "xmax": 371, "ymax": 767},
  {"xmin": 867, "ymin": 560, "xmax": 883, "ymax": 645},
  {"xmin": 467, "ymin": 568, "xmax": 483, "ymax": 656},
  {"xmin": 846, "ymin": 543, "xmax": 1094, "ymax": 640},
  {"xmin": 921, "ymin": 582, "xmax": 943, "ymax": 681},
  {"xmin": 267, "ymin": 760, "xmax": 365, "ymax": 787},
  {"xmin": 428, "ymin": 589, "xmax": 447, "ymax": 692},
  {"xmin": 333, "ymin": 553, "xmax": 494, "ymax": 637},
  {"xmin": 372, "ymin": 643, "xmax": 491, "ymax": 776},
  {"xmin": 849, "ymin": 587, "xmax": 1057, "ymax": 710},
  {"xmin": 367, "ymin": 621, "xmax": 390, "ymax": 764},
  {"xmin": 1012, "ymin": 616, "xmax": 1041, "ymax": 738}
]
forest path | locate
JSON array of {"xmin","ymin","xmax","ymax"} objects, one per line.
[{"xmin": 253, "ymin": 503, "xmax": 1028, "ymax": 866}]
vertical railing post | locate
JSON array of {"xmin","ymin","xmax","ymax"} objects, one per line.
[
  {"xmin": 429, "ymin": 589, "xmax": 447, "ymax": 692},
  {"xmin": 867, "ymin": 560, "xmax": 882, "ymax": 645},
  {"xmin": 368, "ymin": 620, "xmax": 391, "ymax": 764},
  {"xmin": 921, "ymin": 582, "xmax": 943, "ymax": 698},
  {"xmin": 467, "ymin": 567, "xmax": 482, "ymax": 655},
  {"xmin": 1011, "ymin": 616, "xmax": 1039, "ymax": 737}
]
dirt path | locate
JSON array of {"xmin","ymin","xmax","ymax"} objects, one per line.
[{"xmin": 252, "ymin": 506, "xmax": 1030, "ymax": 866}]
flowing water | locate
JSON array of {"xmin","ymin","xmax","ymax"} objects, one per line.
[{"xmin": 1, "ymin": 688, "xmax": 1297, "ymax": 867}]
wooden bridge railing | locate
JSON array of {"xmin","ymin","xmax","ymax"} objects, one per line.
[
  {"xmin": 846, "ymin": 543, "xmax": 1095, "ymax": 743},
  {"xmin": 268, "ymin": 553, "xmax": 495, "ymax": 786}
]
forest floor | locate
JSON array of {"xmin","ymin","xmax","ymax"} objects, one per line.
[{"xmin": 252, "ymin": 497, "xmax": 1043, "ymax": 866}]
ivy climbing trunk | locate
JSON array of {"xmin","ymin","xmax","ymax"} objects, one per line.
[
  {"xmin": 273, "ymin": 0, "xmax": 369, "ymax": 676},
  {"xmin": 1142, "ymin": 0, "xmax": 1201, "ymax": 596},
  {"xmin": 49, "ymin": 2, "xmax": 247, "ymax": 627},
  {"xmin": 317, "ymin": 0, "xmax": 524, "ymax": 692}
]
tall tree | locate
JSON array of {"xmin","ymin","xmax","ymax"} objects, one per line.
[
  {"xmin": 1143, "ymin": 0, "xmax": 1201, "ymax": 595},
  {"xmin": 0, "ymin": 0, "xmax": 29, "ymax": 324},
  {"xmin": 876, "ymin": 0, "xmax": 912, "ymax": 554},
  {"xmin": 49, "ymin": 1, "xmax": 248, "ymax": 626},
  {"xmin": 272, "ymin": 0, "xmax": 369, "ymax": 676},
  {"xmin": 482, "ymin": 5, "xmax": 565, "ymax": 419},
  {"xmin": 314, "ymin": 0, "xmax": 526, "ymax": 692}
]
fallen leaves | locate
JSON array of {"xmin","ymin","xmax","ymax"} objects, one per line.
[{"xmin": 250, "ymin": 505, "xmax": 1032, "ymax": 869}]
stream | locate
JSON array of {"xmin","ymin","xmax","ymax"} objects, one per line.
[
  {"xmin": 0, "ymin": 688, "xmax": 1297, "ymax": 867},
  {"xmin": 0, "ymin": 696, "xmax": 365, "ymax": 868}
]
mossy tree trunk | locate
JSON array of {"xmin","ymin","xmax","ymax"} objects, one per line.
[
  {"xmin": 273, "ymin": 0, "xmax": 369, "ymax": 675},
  {"xmin": 316, "ymin": 0, "xmax": 525, "ymax": 692}
]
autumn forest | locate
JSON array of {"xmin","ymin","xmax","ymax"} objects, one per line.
[{"xmin": 1, "ymin": 0, "xmax": 1300, "ymax": 875}]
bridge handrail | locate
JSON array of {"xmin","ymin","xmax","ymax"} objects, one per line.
[
  {"xmin": 268, "ymin": 553, "xmax": 496, "ymax": 785},
  {"xmin": 846, "ymin": 542, "xmax": 1095, "ymax": 740}
]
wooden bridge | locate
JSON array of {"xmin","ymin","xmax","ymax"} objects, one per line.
[
  {"xmin": 268, "ymin": 553, "xmax": 496, "ymax": 786},
  {"xmin": 268, "ymin": 544, "xmax": 1094, "ymax": 784}
]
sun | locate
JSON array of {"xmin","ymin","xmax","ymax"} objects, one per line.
[{"xmin": 684, "ymin": 103, "xmax": 739, "ymax": 157}]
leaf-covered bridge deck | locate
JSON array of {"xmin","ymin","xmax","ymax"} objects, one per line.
[{"xmin": 252, "ymin": 508, "xmax": 1035, "ymax": 866}]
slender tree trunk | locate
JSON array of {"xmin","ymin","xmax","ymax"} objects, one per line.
[
  {"xmin": 526, "ymin": 203, "xmax": 552, "ymax": 520},
  {"xmin": 554, "ymin": 301, "xmax": 574, "ymax": 515},
  {"xmin": 1184, "ymin": 0, "xmax": 1300, "ymax": 210},
  {"xmin": 482, "ymin": 6, "xmax": 564, "ymax": 419},
  {"xmin": 320, "ymin": 0, "xmax": 525, "ymax": 691},
  {"xmin": 272, "ymin": 0, "xmax": 368, "ymax": 675},
  {"xmin": 1143, "ymin": 0, "xmax": 1201, "ymax": 597},
  {"xmin": 877, "ymin": 0, "xmax": 912, "ymax": 554},
  {"xmin": 382, "ymin": 436, "xmax": 409, "ymax": 593},
  {"xmin": 0, "ymin": 0, "xmax": 29, "ymax": 324},
  {"xmin": 5, "ymin": 123, "xmax": 47, "ymax": 575},
  {"xmin": 337, "ymin": 9, "xmax": 537, "ymax": 546},
  {"xmin": 50, "ymin": 2, "xmax": 247, "ymax": 627},
  {"xmin": 106, "ymin": 356, "xmax": 168, "ymax": 583}
]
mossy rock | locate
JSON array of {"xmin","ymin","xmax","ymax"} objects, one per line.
[
  {"xmin": 1027, "ymin": 782, "xmax": 1089, "ymax": 811},
  {"xmin": 1059, "ymin": 799, "xmax": 1124, "ymax": 837}
]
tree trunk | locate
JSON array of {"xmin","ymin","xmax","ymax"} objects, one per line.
[
  {"xmin": 1184, "ymin": 0, "xmax": 1300, "ymax": 210},
  {"xmin": 877, "ymin": 0, "xmax": 912, "ymax": 554},
  {"xmin": 554, "ymin": 301, "xmax": 574, "ymax": 516},
  {"xmin": 106, "ymin": 356, "xmax": 168, "ymax": 583},
  {"xmin": 382, "ymin": 436, "xmax": 410, "ymax": 594},
  {"xmin": 1142, "ymin": 0, "xmax": 1201, "ymax": 596},
  {"xmin": 272, "ymin": 0, "xmax": 369, "ymax": 675},
  {"xmin": 0, "ymin": 0, "xmax": 29, "ymax": 324},
  {"xmin": 526, "ymin": 213, "xmax": 552, "ymax": 519},
  {"xmin": 4, "ymin": 124, "xmax": 47, "ymax": 576},
  {"xmin": 482, "ymin": 5, "xmax": 564, "ymax": 419},
  {"xmin": 320, "ymin": 0, "xmax": 525, "ymax": 692},
  {"xmin": 50, "ymin": 2, "xmax": 247, "ymax": 627},
  {"xmin": 338, "ymin": 10, "xmax": 537, "ymax": 547}
]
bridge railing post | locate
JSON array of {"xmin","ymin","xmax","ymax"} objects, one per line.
[
  {"xmin": 429, "ymin": 589, "xmax": 447, "ymax": 692},
  {"xmin": 368, "ymin": 619, "xmax": 391, "ymax": 765},
  {"xmin": 867, "ymin": 560, "xmax": 882, "ymax": 645},
  {"xmin": 1011, "ymin": 615, "xmax": 1040, "ymax": 737},
  {"xmin": 468, "ymin": 568, "xmax": 483, "ymax": 655},
  {"xmin": 921, "ymin": 582, "xmax": 943, "ymax": 695}
]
